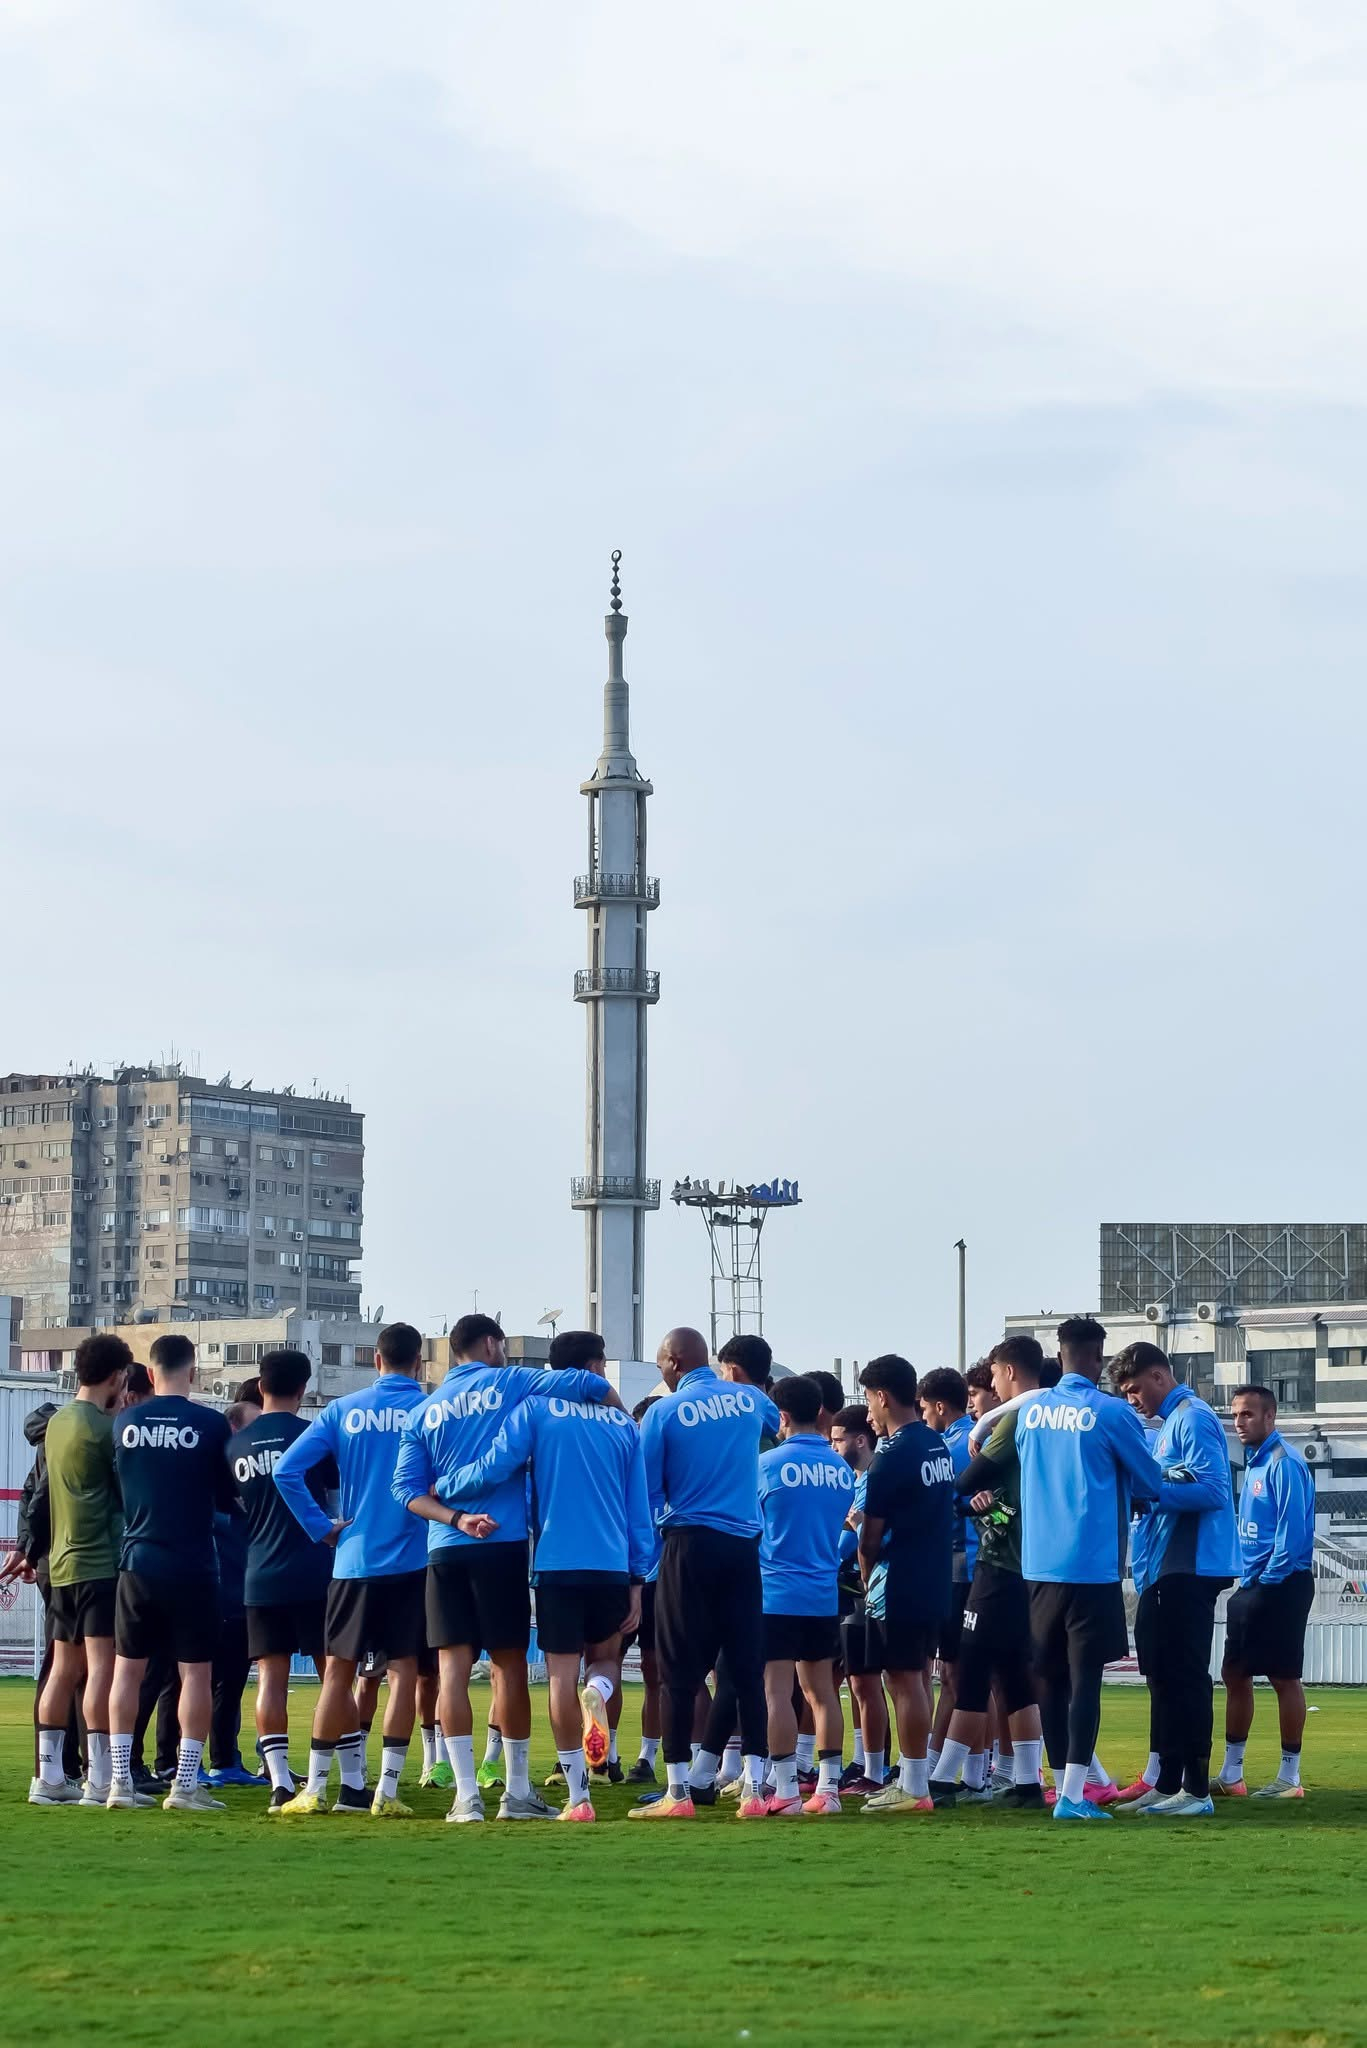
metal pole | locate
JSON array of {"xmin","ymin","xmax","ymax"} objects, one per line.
[{"xmin": 955, "ymin": 1239, "xmax": 967, "ymax": 1373}]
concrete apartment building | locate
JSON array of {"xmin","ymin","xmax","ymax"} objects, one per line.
[{"xmin": 0, "ymin": 1067, "xmax": 363, "ymax": 1328}]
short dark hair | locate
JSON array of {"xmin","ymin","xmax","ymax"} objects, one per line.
[
  {"xmin": 447, "ymin": 1314, "xmax": 502, "ymax": 1361},
  {"xmin": 1231, "ymin": 1383, "xmax": 1277, "ymax": 1412},
  {"xmin": 805, "ymin": 1370, "xmax": 845, "ymax": 1415},
  {"xmin": 378, "ymin": 1321, "xmax": 425, "ymax": 1370},
  {"xmin": 548, "ymin": 1329, "xmax": 607, "ymax": 1372},
  {"xmin": 1039, "ymin": 1357, "xmax": 1062, "ymax": 1389},
  {"xmin": 149, "ymin": 1333, "xmax": 195, "ymax": 1373},
  {"xmin": 1056, "ymin": 1316, "xmax": 1107, "ymax": 1353},
  {"xmin": 233, "ymin": 1376, "xmax": 262, "ymax": 1406},
  {"xmin": 773, "ymin": 1375, "xmax": 822, "ymax": 1427},
  {"xmin": 964, "ymin": 1361, "xmax": 994, "ymax": 1393},
  {"xmin": 125, "ymin": 1360, "xmax": 153, "ymax": 1401},
  {"xmin": 717, "ymin": 1334, "xmax": 772, "ymax": 1386},
  {"xmin": 259, "ymin": 1349, "xmax": 312, "ymax": 1399},
  {"xmin": 918, "ymin": 1367, "xmax": 968, "ymax": 1413},
  {"xmin": 988, "ymin": 1334, "xmax": 1046, "ymax": 1380},
  {"xmin": 73, "ymin": 1334, "xmax": 133, "ymax": 1387},
  {"xmin": 831, "ymin": 1403, "xmax": 876, "ymax": 1447},
  {"xmin": 1110, "ymin": 1341, "xmax": 1171, "ymax": 1385},
  {"xmin": 861, "ymin": 1354, "xmax": 918, "ymax": 1407},
  {"xmin": 632, "ymin": 1394, "xmax": 661, "ymax": 1423}
]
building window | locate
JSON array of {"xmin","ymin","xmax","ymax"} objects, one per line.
[
  {"xmin": 143, "ymin": 1209, "xmax": 171, "ymax": 1229},
  {"xmin": 283, "ymin": 1181, "xmax": 302, "ymax": 1197},
  {"xmin": 321, "ymin": 1344, "xmax": 341, "ymax": 1366},
  {"xmin": 253, "ymin": 1284, "xmax": 276, "ymax": 1306},
  {"xmin": 311, "ymin": 1152, "xmax": 329, "ymax": 1167},
  {"xmin": 258, "ymin": 1146, "xmax": 274, "ymax": 1162},
  {"xmin": 256, "ymin": 1179, "xmax": 276, "ymax": 1195},
  {"xmin": 42, "ymin": 1210, "xmax": 68, "ymax": 1229}
]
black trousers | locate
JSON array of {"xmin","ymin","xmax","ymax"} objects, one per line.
[
  {"xmin": 702, "ymin": 1657, "xmax": 803, "ymax": 1758},
  {"xmin": 211, "ymin": 1616, "xmax": 251, "ymax": 1769},
  {"xmin": 656, "ymin": 1527, "xmax": 766, "ymax": 1764},
  {"xmin": 1134, "ymin": 1575, "xmax": 1225, "ymax": 1797},
  {"xmin": 131, "ymin": 1652, "xmax": 180, "ymax": 1775}
]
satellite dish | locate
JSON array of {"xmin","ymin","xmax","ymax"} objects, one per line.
[
  {"xmin": 538, "ymin": 1309, "xmax": 565, "ymax": 1330},
  {"xmin": 373, "ymin": 1304, "xmax": 385, "ymax": 1325}
]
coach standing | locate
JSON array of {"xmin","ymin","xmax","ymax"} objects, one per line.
[
  {"xmin": 1111, "ymin": 1343, "xmax": 1239, "ymax": 1818},
  {"xmin": 631, "ymin": 1327, "xmax": 779, "ymax": 1822}
]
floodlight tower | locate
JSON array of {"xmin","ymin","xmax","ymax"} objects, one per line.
[
  {"xmin": 670, "ymin": 1178, "xmax": 802, "ymax": 1356},
  {"xmin": 570, "ymin": 553, "xmax": 660, "ymax": 1362}
]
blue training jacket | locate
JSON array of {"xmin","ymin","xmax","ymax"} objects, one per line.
[
  {"xmin": 941, "ymin": 1412, "xmax": 979, "ymax": 1579},
  {"xmin": 1237, "ymin": 1430, "xmax": 1316, "ymax": 1584},
  {"xmin": 274, "ymin": 1373, "xmax": 426, "ymax": 1581},
  {"xmin": 759, "ymin": 1434, "xmax": 855, "ymax": 1616},
  {"xmin": 391, "ymin": 1360, "xmax": 614, "ymax": 1553},
  {"xmin": 1015, "ymin": 1373, "xmax": 1162, "ymax": 1584},
  {"xmin": 1133, "ymin": 1385, "xmax": 1240, "ymax": 1591},
  {"xmin": 640, "ymin": 1366, "xmax": 781, "ymax": 1540},
  {"xmin": 430, "ymin": 1393, "xmax": 656, "ymax": 1580}
]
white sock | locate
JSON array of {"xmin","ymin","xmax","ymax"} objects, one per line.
[
  {"xmin": 666, "ymin": 1761, "xmax": 691, "ymax": 1799},
  {"xmin": 608, "ymin": 1732, "xmax": 619, "ymax": 1764},
  {"xmin": 378, "ymin": 1742, "xmax": 407, "ymax": 1801},
  {"xmin": 586, "ymin": 1673, "xmax": 614, "ymax": 1706},
  {"xmin": 306, "ymin": 1744, "xmax": 335, "ymax": 1798},
  {"xmin": 110, "ymin": 1733, "xmax": 133, "ymax": 1785},
  {"xmin": 482, "ymin": 1725, "xmax": 503, "ymax": 1765},
  {"xmin": 817, "ymin": 1752, "xmax": 841, "ymax": 1793},
  {"xmin": 742, "ymin": 1752, "xmax": 767, "ymax": 1797},
  {"xmin": 964, "ymin": 1750, "xmax": 989, "ymax": 1791},
  {"xmin": 639, "ymin": 1735, "xmax": 660, "ymax": 1767},
  {"xmin": 926, "ymin": 1740, "xmax": 941, "ymax": 1771},
  {"xmin": 259, "ymin": 1734, "xmax": 293, "ymax": 1793},
  {"xmin": 689, "ymin": 1746, "xmax": 722, "ymax": 1790},
  {"xmin": 795, "ymin": 1734, "xmax": 815, "ymax": 1772},
  {"xmin": 853, "ymin": 1731, "xmax": 866, "ymax": 1769},
  {"xmin": 1144, "ymin": 1749, "xmax": 1162, "ymax": 1787},
  {"xmin": 558, "ymin": 1746, "xmax": 590, "ymax": 1803},
  {"xmin": 771, "ymin": 1753, "xmax": 798, "ymax": 1800},
  {"xmin": 1013, "ymin": 1739, "xmax": 1042, "ymax": 1786},
  {"xmin": 419, "ymin": 1725, "xmax": 438, "ymax": 1773},
  {"xmin": 37, "ymin": 1727, "xmax": 66, "ymax": 1786},
  {"xmin": 175, "ymin": 1738, "xmax": 204, "ymax": 1792},
  {"xmin": 898, "ymin": 1754, "xmax": 930, "ymax": 1799},
  {"xmin": 718, "ymin": 1739, "xmax": 743, "ymax": 1785},
  {"xmin": 1220, "ymin": 1740, "xmax": 1247, "ymax": 1784},
  {"xmin": 505, "ymin": 1737, "xmax": 531, "ymax": 1798},
  {"xmin": 991, "ymin": 1740, "xmax": 1002, "ymax": 1770},
  {"xmin": 865, "ymin": 1748, "xmax": 885, "ymax": 1785},
  {"xmin": 1280, "ymin": 1749, "xmax": 1302, "ymax": 1787},
  {"xmin": 87, "ymin": 1730, "xmax": 112, "ymax": 1792},
  {"xmin": 931, "ymin": 1736, "xmax": 970, "ymax": 1787},
  {"xmin": 446, "ymin": 1733, "xmax": 477, "ymax": 1799},
  {"xmin": 1089, "ymin": 1751, "xmax": 1113, "ymax": 1787},
  {"xmin": 337, "ymin": 1731, "xmax": 367, "ymax": 1790},
  {"xmin": 1061, "ymin": 1761, "xmax": 1089, "ymax": 1804}
]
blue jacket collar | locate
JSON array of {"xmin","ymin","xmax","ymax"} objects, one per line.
[
  {"xmin": 1158, "ymin": 1385, "xmax": 1191, "ymax": 1422},
  {"xmin": 1246, "ymin": 1430, "xmax": 1284, "ymax": 1469}
]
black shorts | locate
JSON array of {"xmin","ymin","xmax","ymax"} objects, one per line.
[
  {"xmin": 326, "ymin": 1569, "xmax": 428, "ymax": 1664},
  {"xmin": 622, "ymin": 1579, "xmax": 657, "ymax": 1658},
  {"xmin": 957, "ymin": 1564, "xmax": 1035, "ymax": 1716},
  {"xmin": 840, "ymin": 1607, "xmax": 881, "ymax": 1678},
  {"xmin": 247, "ymin": 1595, "xmax": 328, "ymax": 1662},
  {"xmin": 48, "ymin": 1577, "xmax": 117, "ymax": 1644},
  {"xmin": 862, "ymin": 1610, "xmax": 940, "ymax": 1674},
  {"xmin": 115, "ymin": 1573, "xmax": 220, "ymax": 1664},
  {"xmin": 1224, "ymin": 1573, "xmax": 1314, "ymax": 1681},
  {"xmin": 426, "ymin": 1543, "xmax": 530, "ymax": 1653},
  {"xmin": 937, "ymin": 1580, "xmax": 971, "ymax": 1663},
  {"xmin": 536, "ymin": 1573, "xmax": 631, "ymax": 1656},
  {"xmin": 1028, "ymin": 1579, "xmax": 1129, "ymax": 1674},
  {"xmin": 763, "ymin": 1612, "xmax": 840, "ymax": 1665}
]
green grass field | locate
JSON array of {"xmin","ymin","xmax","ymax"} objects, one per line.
[{"xmin": 1, "ymin": 1679, "xmax": 1362, "ymax": 2048}]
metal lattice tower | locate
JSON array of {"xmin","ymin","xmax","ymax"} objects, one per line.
[{"xmin": 670, "ymin": 1178, "xmax": 802, "ymax": 1355}]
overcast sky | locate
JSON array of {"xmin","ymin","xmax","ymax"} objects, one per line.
[{"xmin": 4, "ymin": 3, "xmax": 1365, "ymax": 1374}]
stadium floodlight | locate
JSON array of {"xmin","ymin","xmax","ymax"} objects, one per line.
[{"xmin": 670, "ymin": 1175, "xmax": 802, "ymax": 1353}]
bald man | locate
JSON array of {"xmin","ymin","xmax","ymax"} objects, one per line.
[{"xmin": 629, "ymin": 1328, "xmax": 780, "ymax": 1821}]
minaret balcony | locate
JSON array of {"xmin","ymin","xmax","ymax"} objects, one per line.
[
  {"xmin": 570, "ymin": 1175, "xmax": 662, "ymax": 1210},
  {"xmin": 574, "ymin": 872, "xmax": 660, "ymax": 909},
  {"xmin": 574, "ymin": 967, "xmax": 660, "ymax": 1001}
]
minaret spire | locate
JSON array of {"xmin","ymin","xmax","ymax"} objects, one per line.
[{"xmin": 596, "ymin": 548, "xmax": 638, "ymax": 781}]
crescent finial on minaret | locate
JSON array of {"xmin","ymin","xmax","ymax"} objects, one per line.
[{"xmin": 609, "ymin": 549, "xmax": 623, "ymax": 613}]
